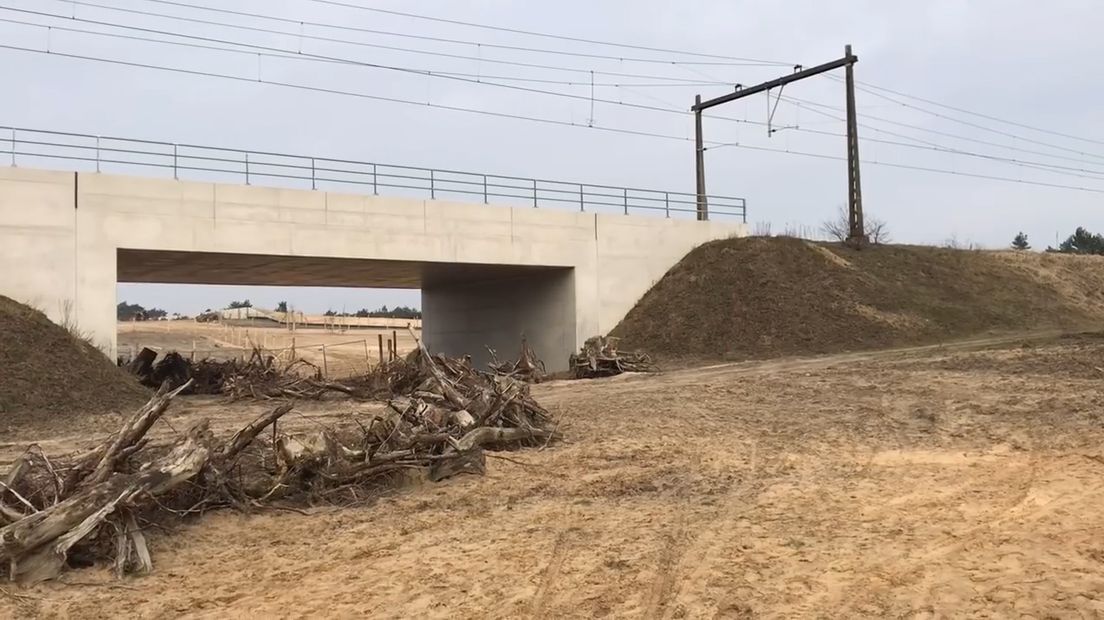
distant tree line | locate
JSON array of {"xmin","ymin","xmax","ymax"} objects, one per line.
[
  {"xmin": 323, "ymin": 305, "xmax": 422, "ymax": 319},
  {"xmin": 1012, "ymin": 228, "xmax": 1104, "ymax": 254},
  {"xmin": 117, "ymin": 301, "xmax": 167, "ymax": 320},
  {"xmin": 1048, "ymin": 227, "xmax": 1104, "ymax": 254}
]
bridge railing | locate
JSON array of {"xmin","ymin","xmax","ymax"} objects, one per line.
[{"xmin": 0, "ymin": 126, "xmax": 747, "ymax": 221}]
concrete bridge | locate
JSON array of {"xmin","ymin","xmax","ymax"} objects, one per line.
[{"xmin": 0, "ymin": 130, "xmax": 747, "ymax": 371}]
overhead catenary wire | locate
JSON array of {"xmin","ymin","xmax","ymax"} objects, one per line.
[
  {"xmin": 780, "ymin": 93, "xmax": 1104, "ymax": 167},
  {"xmin": 4, "ymin": 42, "xmax": 1104, "ymax": 196},
  {"xmin": 304, "ymin": 0, "xmax": 794, "ymax": 66},
  {"xmin": 710, "ymin": 101, "xmax": 1104, "ymax": 181},
  {"xmin": 2, "ymin": 7, "xmax": 756, "ymax": 134},
  {"xmin": 850, "ymin": 78, "xmax": 1104, "ymax": 160},
  {"xmin": 31, "ymin": 0, "xmax": 1104, "ymax": 181},
  {"xmin": 0, "ymin": 15, "xmax": 317, "ymax": 62},
  {"xmin": 132, "ymin": 0, "xmax": 784, "ymax": 67},
  {"xmin": 789, "ymin": 126, "xmax": 1104, "ymax": 181},
  {"xmin": 600, "ymin": 63, "xmax": 1104, "ymax": 180},
  {"xmin": 686, "ymin": 62, "xmax": 1104, "ymax": 167},
  {"xmin": 8, "ymin": 9, "xmax": 1101, "ymax": 184},
  {"xmin": 0, "ymin": 42, "xmax": 702, "ymax": 144},
  {"xmin": 27, "ymin": 10, "xmax": 1099, "ymax": 182},
  {"xmin": 729, "ymin": 141, "xmax": 1104, "ymax": 194},
  {"xmin": 8, "ymin": 10, "xmax": 1103, "ymax": 186},
  {"xmin": 851, "ymin": 79, "xmax": 1104, "ymax": 148},
  {"xmin": 0, "ymin": 14, "xmax": 723, "ymax": 89},
  {"xmin": 748, "ymin": 96, "xmax": 1104, "ymax": 180},
  {"xmin": 18, "ymin": 6, "xmax": 999, "ymax": 161},
  {"xmin": 823, "ymin": 74, "xmax": 1104, "ymax": 161},
  {"xmin": 428, "ymin": 74, "xmax": 723, "ymax": 88},
  {"xmin": 0, "ymin": 10, "xmax": 793, "ymax": 141},
  {"xmin": 0, "ymin": 10, "xmax": 771, "ymax": 130},
  {"xmin": 13, "ymin": 1, "xmax": 739, "ymax": 84}
]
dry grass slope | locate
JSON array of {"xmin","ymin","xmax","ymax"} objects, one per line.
[
  {"xmin": 611, "ymin": 237, "xmax": 1104, "ymax": 362},
  {"xmin": 0, "ymin": 295, "xmax": 149, "ymax": 430}
]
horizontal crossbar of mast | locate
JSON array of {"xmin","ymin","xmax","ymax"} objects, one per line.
[{"xmin": 691, "ymin": 53, "xmax": 857, "ymax": 112}]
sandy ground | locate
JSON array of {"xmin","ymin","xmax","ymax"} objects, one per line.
[
  {"xmin": 118, "ymin": 321, "xmax": 419, "ymax": 378},
  {"xmin": 5, "ymin": 332, "xmax": 1104, "ymax": 618}
]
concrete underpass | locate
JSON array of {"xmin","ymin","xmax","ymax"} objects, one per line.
[
  {"xmin": 117, "ymin": 248, "xmax": 574, "ymax": 370},
  {"xmin": 1, "ymin": 167, "xmax": 746, "ymax": 370}
]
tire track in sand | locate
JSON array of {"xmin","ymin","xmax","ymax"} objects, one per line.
[
  {"xmin": 529, "ymin": 531, "xmax": 569, "ymax": 618},
  {"xmin": 644, "ymin": 441, "xmax": 760, "ymax": 619}
]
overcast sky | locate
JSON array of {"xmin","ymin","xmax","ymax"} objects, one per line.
[{"xmin": 1, "ymin": 0, "xmax": 1100, "ymax": 314}]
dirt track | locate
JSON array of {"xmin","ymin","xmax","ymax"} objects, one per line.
[{"xmin": 6, "ymin": 332, "xmax": 1104, "ymax": 617}]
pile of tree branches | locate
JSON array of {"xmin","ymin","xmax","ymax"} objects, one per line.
[
  {"xmin": 487, "ymin": 336, "xmax": 546, "ymax": 383},
  {"xmin": 219, "ymin": 352, "xmax": 353, "ymax": 401},
  {"xmin": 125, "ymin": 347, "xmax": 355, "ymax": 401},
  {"xmin": 569, "ymin": 336, "xmax": 657, "ymax": 379},
  {"xmin": 125, "ymin": 347, "xmax": 237, "ymax": 395},
  {"xmin": 1, "ymin": 338, "xmax": 558, "ymax": 583}
]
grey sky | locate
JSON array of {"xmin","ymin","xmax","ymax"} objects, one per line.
[{"xmin": 1, "ymin": 0, "xmax": 1101, "ymax": 314}]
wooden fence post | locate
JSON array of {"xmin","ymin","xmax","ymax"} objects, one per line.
[
  {"xmin": 362, "ymin": 339, "xmax": 371, "ymax": 371},
  {"xmin": 322, "ymin": 344, "xmax": 329, "ymax": 379},
  {"xmin": 378, "ymin": 334, "xmax": 384, "ymax": 364}
]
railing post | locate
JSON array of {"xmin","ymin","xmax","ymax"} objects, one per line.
[
  {"xmin": 482, "ymin": 175, "xmax": 488, "ymax": 203},
  {"xmin": 372, "ymin": 163, "xmax": 378, "ymax": 195},
  {"xmin": 95, "ymin": 136, "xmax": 101, "ymax": 173},
  {"xmin": 579, "ymin": 184, "xmax": 584, "ymax": 212},
  {"xmin": 9, "ymin": 129, "xmax": 15, "ymax": 167},
  {"xmin": 244, "ymin": 153, "xmax": 250, "ymax": 185},
  {"xmin": 429, "ymin": 169, "xmax": 435, "ymax": 199},
  {"xmin": 172, "ymin": 144, "xmax": 178, "ymax": 179},
  {"xmin": 532, "ymin": 179, "xmax": 538, "ymax": 208},
  {"xmin": 311, "ymin": 157, "xmax": 316, "ymax": 190},
  {"xmin": 623, "ymin": 188, "xmax": 628, "ymax": 215},
  {"xmin": 665, "ymin": 192, "xmax": 670, "ymax": 218}
]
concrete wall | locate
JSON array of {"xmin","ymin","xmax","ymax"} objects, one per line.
[
  {"xmin": 0, "ymin": 167, "xmax": 747, "ymax": 369},
  {"xmin": 0, "ymin": 169, "xmax": 78, "ymax": 334},
  {"xmin": 423, "ymin": 269, "xmax": 575, "ymax": 369}
]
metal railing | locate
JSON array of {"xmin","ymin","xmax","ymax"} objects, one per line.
[{"xmin": 0, "ymin": 126, "xmax": 747, "ymax": 221}]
